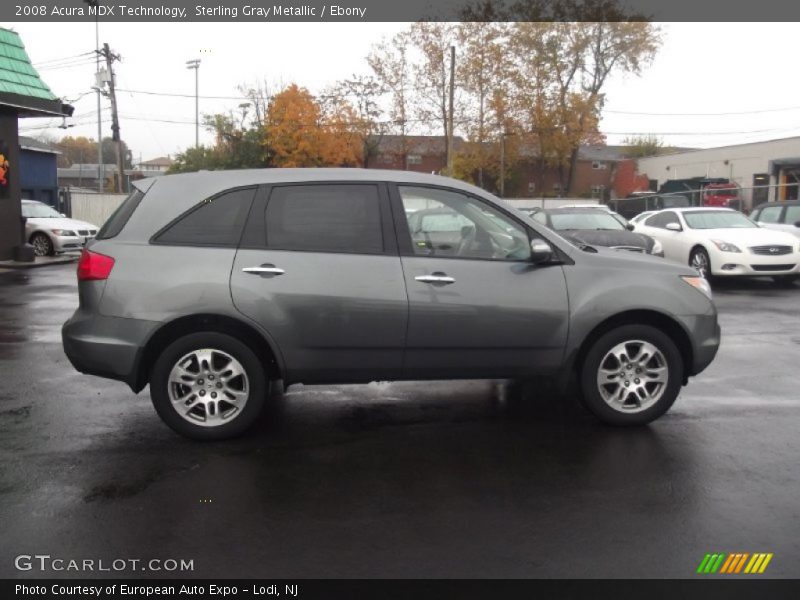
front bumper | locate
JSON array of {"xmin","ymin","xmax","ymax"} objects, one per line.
[
  {"xmin": 53, "ymin": 234, "xmax": 96, "ymax": 253},
  {"xmin": 677, "ymin": 311, "xmax": 721, "ymax": 376},
  {"xmin": 711, "ymin": 252, "xmax": 800, "ymax": 276},
  {"xmin": 62, "ymin": 309, "xmax": 159, "ymax": 391}
]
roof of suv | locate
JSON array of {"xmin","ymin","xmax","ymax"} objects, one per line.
[{"xmin": 133, "ymin": 168, "xmax": 489, "ymax": 195}]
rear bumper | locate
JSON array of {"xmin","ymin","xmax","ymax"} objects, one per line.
[{"xmin": 62, "ymin": 309, "xmax": 159, "ymax": 391}]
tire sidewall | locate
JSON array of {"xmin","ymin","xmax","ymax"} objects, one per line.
[
  {"xmin": 580, "ymin": 324, "xmax": 683, "ymax": 426},
  {"xmin": 150, "ymin": 332, "xmax": 267, "ymax": 440}
]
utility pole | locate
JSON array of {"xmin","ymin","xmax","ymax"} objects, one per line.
[
  {"xmin": 446, "ymin": 45, "xmax": 455, "ymax": 175},
  {"xmin": 186, "ymin": 59, "xmax": 201, "ymax": 148},
  {"xmin": 100, "ymin": 43, "xmax": 124, "ymax": 193},
  {"xmin": 83, "ymin": 0, "xmax": 103, "ymax": 193},
  {"xmin": 499, "ymin": 133, "xmax": 505, "ymax": 198}
]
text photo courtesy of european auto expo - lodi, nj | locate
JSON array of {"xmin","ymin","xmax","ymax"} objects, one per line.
[{"xmin": 1, "ymin": 1, "xmax": 800, "ymax": 599}]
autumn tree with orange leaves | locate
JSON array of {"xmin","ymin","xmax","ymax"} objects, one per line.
[{"xmin": 265, "ymin": 84, "xmax": 362, "ymax": 168}]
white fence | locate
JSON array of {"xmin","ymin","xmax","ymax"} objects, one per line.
[{"xmin": 69, "ymin": 192, "xmax": 127, "ymax": 227}]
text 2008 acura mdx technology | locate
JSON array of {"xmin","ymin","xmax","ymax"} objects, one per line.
[{"xmin": 62, "ymin": 169, "xmax": 720, "ymax": 440}]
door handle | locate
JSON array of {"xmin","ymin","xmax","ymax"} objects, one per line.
[
  {"xmin": 243, "ymin": 265, "xmax": 285, "ymax": 276},
  {"xmin": 415, "ymin": 274, "xmax": 455, "ymax": 284}
]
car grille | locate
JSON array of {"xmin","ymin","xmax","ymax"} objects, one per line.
[
  {"xmin": 611, "ymin": 245, "xmax": 645, "ymax": 253},
  {"xmin": 751, "ymin": 264, "xmax": 795, "ymax": 272},
  {"xmin": 750, "ymin": 245, "xmax": 792, "ymax": 255}
]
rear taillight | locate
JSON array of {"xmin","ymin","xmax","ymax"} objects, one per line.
[{"xmin": 77, "ymin": 249, "xmax": 115, "ymax": 281}]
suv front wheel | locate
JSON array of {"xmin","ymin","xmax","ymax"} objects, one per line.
[
  {"xmin": 580, "ymin": 324, "xmax": 683, "ymax": 425},
  {"xmin": 150, "ymin": 332, "xmax": 268, "ymax": 440}
]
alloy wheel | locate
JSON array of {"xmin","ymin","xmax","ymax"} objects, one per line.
[
  {"xmin": 691, "ymin": 250, "xmax": 709, "ymax": 279},
  {"xmin": 167, "ymin": 348, "xmax": 249, "ymax": 427},
  {"xmin": 31, "ymin": 235, "xmax": 51, "ymax": 257},
  {"xmin": 596, "ymin": 340, "xmax": 669, "ymax": 414}
]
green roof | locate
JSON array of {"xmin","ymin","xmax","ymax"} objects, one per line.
[{"xmin": 0, "ymin": 28, "xmax": 58, "ymax": 101}]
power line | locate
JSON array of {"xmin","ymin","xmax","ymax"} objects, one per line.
[
  {"xmin": 33, "ymin": 51, "xmax": 95, "ymax": 67},
  {"xmin": 605, "ymin": 105, "xmax": 800, "ymax": 117}
]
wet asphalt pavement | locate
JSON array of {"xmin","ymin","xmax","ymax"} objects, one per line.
[{"xmin": 0, "ymin": 263, "xmax": 799, "ymax": 579}]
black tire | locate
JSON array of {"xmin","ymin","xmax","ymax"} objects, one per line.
[
  {"xmin": 772, "ymin": 275, "xmax": 799, "ymax": 287},
  {"xmin": 579, "ymin": 324, "xmax": 684, "ymax": 426},
  {"xmin": 30, "ymin": 232, "xmax": 54, "ymax": 257},
  {"xmin": 150, "ymin": 332, "xmax": 268, "ymax": 440},
  {"xmin": 689, "ymin": 247, "xmax": 711, "ymax": 280}
]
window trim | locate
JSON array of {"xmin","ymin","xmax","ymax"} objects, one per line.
[
  {"xmin": 388, "ymin": 182, "xmax": 572, "ymax": 264},
  {"xmin": 238, "ymin": 181, "xmax": 398, "ymax": 257},
  {"xmin": 149, "ymin": 185, "xmax": 258, "ymax": 248}
]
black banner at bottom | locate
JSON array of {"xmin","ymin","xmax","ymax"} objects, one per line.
[{"xmin": 4, "ymin": 579, "xmax": 800, "ymax": 600}]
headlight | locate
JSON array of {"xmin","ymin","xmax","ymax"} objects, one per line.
[
  {"xmin": 51, "ymin": 229, "xmax": 76, "ymax": 237},
  {"xmin": 681, "ymin": 275, "xmax": 713, "ymax": 300},
  {"xmin": 651, "ymin": 239, "xmax": 663, "ymax": 255},
  {"xmin": 710, "ymin": 239, "xmax": 741, "ymax": 252}
]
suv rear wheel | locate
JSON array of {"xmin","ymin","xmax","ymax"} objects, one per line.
[
  {"xmin": 580, "ymin": 324, "xmax": 683, "ymax": 426},
  {"xmin": 150, "ymin": 332, "xmax": 267, "ymax": 440}
]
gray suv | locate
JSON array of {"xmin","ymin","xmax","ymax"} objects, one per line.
[{"xmin": 62, "ymin": 169, "xmax": 720, "ymax": 440}]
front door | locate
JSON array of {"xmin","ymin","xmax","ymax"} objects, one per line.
[
  {"xmin": 230, "ymin": 183, "xmax": 408, "ymax": 384},
  {"xmin": 392, "ymin": 185, "xmax": 569, "ymax": 379}
]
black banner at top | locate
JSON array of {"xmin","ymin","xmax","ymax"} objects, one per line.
[{"xmin": 3, "ymin": 0, "xmax": 800, "ymax": 22}]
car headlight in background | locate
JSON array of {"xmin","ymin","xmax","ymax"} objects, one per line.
[
  {"xmin": 710, "ymin": 239, "xmax": 741, "ymax": 252},
  {"xmin": 681, "ymin": 275, "xmax": 713, "ymax": 299},
  {"xmin": 51, "ymin": 229, "xmax": 76, "ymax": 237},
  {"xmin": 651, "ymin": 239, "xmax": 663, "ymax": 255}
]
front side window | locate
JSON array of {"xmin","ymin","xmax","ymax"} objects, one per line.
[
  {"xmin": 265, "ymin": 184, "xmax": 383, "ymax": 254},
  {"xmin": 155, "ymin": 187, "xmax": 255, "ymax": 246},
  {"xmin": 398, "ymin": 186, "xmax": 530, "ymax": 261},
  {"xmin": 756, "ymin": 205, "xmax": 783, "ymax": 224}
]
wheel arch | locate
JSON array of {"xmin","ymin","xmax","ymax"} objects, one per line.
[
  {"xmin": 132, "ymin": 313, "xmax": 284, "ymax": 393},
  {"xmin": 568, "ymin": 309, "xmax": 693, "ymax": 388}
]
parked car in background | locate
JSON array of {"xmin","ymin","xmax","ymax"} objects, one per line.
[
  {"xmin": 750, "ymin": 201, "xmax": 800, "ymax": 239},
  {"xmin": 612, "ymin": 193, "xmax": 690, "ymax": 221},
  {"xmin": 530, "ymin": 207, "xmax": 663, "ymax": 256},
  {"xmin": 21, "ymin": 200, "xmax": 99, "ymax": 257},
  {"xmin": 62, "ymin": 169, "xmax": 720, "ymax": 439},
  {"xmin": 633, "ymin": 207, "xmax": 800, "ymax": 283}
]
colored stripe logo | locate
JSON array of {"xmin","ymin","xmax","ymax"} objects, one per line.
[{"xmin": 697, "ymin": 552, "xmax": 773, "ymax": 574}]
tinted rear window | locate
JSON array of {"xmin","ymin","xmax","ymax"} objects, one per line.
[
  {"xmin": 265, "ymin": 184, "xmax": 383, "ymax": 254},
  {"xmin": 95, "ymin": 189, "xmax": 145, "ymax": 240},
  {"xmin": 155, "ymin": 187, "xmax": 256, "ymax": 246}
]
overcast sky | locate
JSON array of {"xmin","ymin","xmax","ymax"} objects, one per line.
[{"xmin": 11, "ymin": 21, "xmax": 800, "ymax": 161}]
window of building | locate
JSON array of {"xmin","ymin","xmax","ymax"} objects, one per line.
[
  {"xmin": 265, "ymin": 184, "xmax": 383, "ymax": 254},
  {"xmin": 155, "ymin": 187, "xmax": 256, "ymax": 246},
  {"xmin": 406, "ymin": 154, "xmax": 423, "ymax": 165},
  {"xmin": 590, "ymin": 185, "xmax": 605, "ymax": 199},
  {"xmin": 527, "ymin": 182, "xmax": 536, "ymax": 194},
  {"xmin": 592, "ymin": 161, "xmax": 607, "ymax": 170},
  {"xmin": 553, "ymin": 183, "xmax": 564, "ymax": 196}
]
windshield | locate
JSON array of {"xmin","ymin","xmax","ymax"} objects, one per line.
[
  {"xmin": 683, "ymin": 211, "xmax": 756, "ymax": 229},
  {"xmin": 550, "ymin": 211, "xmax": 626, "ymax": 231},
  {"xmin": 21, "ymin": 202, "xmax": 61, "ymax": 218}
]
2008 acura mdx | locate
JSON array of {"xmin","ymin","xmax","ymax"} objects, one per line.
[{"xmin": 62, "ymin": 169, "xmax": 720, "ymax": 440}]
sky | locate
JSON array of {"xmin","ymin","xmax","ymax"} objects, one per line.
[{"xmin": 10, "ymin": 21, "xmax": 800, "ymax": 162}]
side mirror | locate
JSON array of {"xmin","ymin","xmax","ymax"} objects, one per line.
[
  {"xmin": 530, "ymin": 238, "xmax": 553, "ymax": 264},
  {"xmin": 665, "ymin": 222, "xmax": 682, "ymax": 232},
  {"xmin": 794, "ymin": 221, "xmax": 800, "ymax": 228},
  {"xmin": 625, "ymin": 223, "xmax": 635, "ymax": 231}
]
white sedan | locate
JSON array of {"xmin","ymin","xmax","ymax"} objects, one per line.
[
  {"xmin": 22, "ymin": 200, "xmax": 99, "ymax": 257},
  {"xmin": 633, "ymin": 207, "xmax": 800, "ymax": 283}
]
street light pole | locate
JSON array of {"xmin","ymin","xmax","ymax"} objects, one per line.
[{"xmin": 186, "ymin": 59, "xmax": 201, "ymax": 148}]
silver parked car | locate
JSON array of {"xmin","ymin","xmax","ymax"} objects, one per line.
[
  {"xmin": 62, "ymin": 169, "xmax": 720, "ymax": 440},
  {"xmin": 22, "ymin": 200, "xmax": 99, "ymax": 256}
]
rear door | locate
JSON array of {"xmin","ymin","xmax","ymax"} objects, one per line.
[
  {"xmin": 230, "ymin": 183, "xmax": 408, "ymax": 384},
  {"xmin": 391, "ymin": 185, "xmax": 569, "ymax": 379}
]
